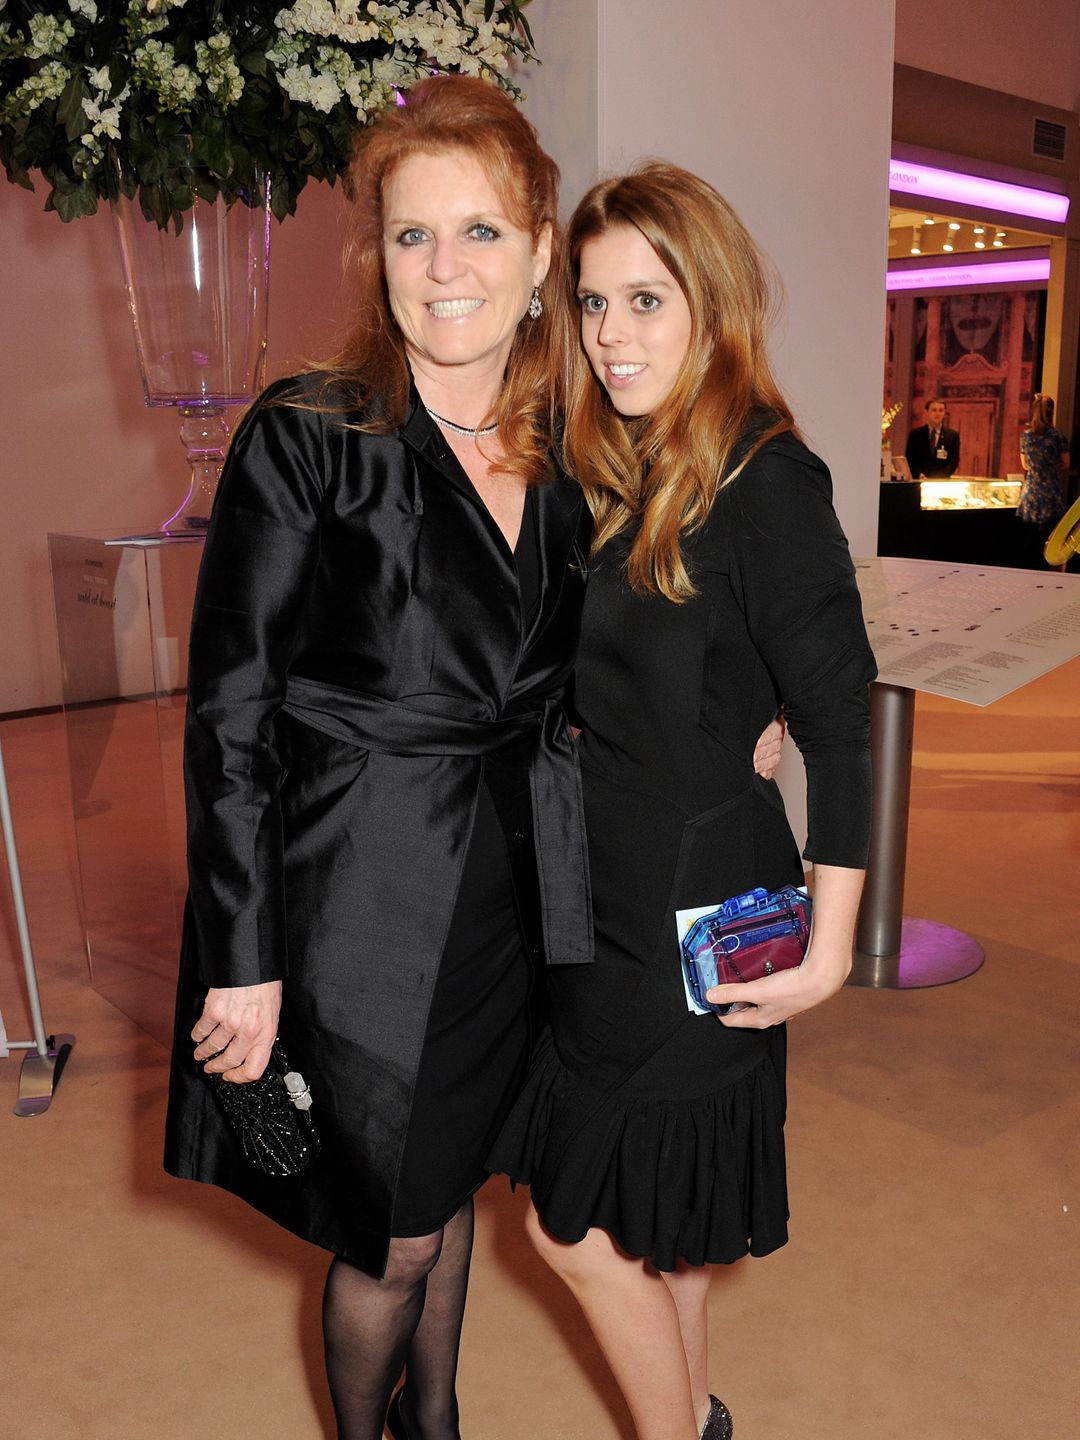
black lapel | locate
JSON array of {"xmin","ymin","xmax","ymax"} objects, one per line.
[{"xmin": 529, "ymin": 467, "xmax": 589, "ymax": 646}]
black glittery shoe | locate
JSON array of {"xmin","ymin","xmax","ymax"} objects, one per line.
[
  {"xmin": 700, "ymin": 1394, "xmax": 733, "ymax": 1440},
  {"xmin": 386, "ymin": 1388, "xmax": 411, "ymax": 1440}
]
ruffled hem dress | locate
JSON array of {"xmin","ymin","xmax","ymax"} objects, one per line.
[
  {"xmin": 488, "ymin": 432, "xmax": 876, "ymax": 1271},
  {"xmin": 494, "ymin": 1022, "xmax": 789, "ymax": 1271}
]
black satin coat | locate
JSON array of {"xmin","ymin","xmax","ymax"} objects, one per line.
[{"xmin": 164, "ymin": 376, "xmax": 591, "ymax": 1274}]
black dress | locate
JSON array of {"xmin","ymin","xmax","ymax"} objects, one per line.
[
  {"xmin": 489, "ymin": 434, "xmax": 877, "ymax": 1270},
  {"xmin": 392, "ymin": 487, "xmax": 543, "ymax": 1235}
]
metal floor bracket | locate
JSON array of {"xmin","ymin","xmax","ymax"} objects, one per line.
[
  {"xmin": 15, "ymin": 1034, "xmax": 76, "ymax": 1117},
  {"xmin": 2, "ymin": 734, "xmax": 75, "ymax": 1116}
]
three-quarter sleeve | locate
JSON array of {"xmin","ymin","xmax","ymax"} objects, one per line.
[
  {"xmin": 184, "ymin": 382, "xmax": 326, "ymax": 988},
  {"xmin": 725, "ymin": 444, "xmax": 877, "ymax": 867}
]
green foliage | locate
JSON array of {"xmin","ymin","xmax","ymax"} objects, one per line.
[{"xmin": 0, "ymin": 0, "xmax": 538, "ymax": 230}]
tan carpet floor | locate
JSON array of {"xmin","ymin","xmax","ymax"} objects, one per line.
[{"xmin": 2, "ymin": 661, "xmax": 1078, "ymax": 1440}]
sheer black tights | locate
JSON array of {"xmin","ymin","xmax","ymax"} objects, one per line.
[{"xmin": 322, "ymin": 1198, "xmax": 475, "ymax": 1440}]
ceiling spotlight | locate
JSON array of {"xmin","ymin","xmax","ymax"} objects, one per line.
[
  {"xmin": 942, "ymin": 241, "xmax": 954, "ymax": 252},
  {"xmin": 974, "ymin": 240, "xmax": 986, "ymax": 249},
  {"xmin": 948, "ymin": 222, "xmax": 961, "ymax": 231},
  {"xmin": 996, "ymin": 230, "xmax": 1007, "ymax": 238},
  {"xmin": 993, "ymin": 239, "xmax": 1005, "ymax": 248},
  {"xmin": 923, "ymin": 217, "xmax": 936, "ymax": 225},
  {"xmin": 973, "ymin": 225, "xmax": 986, "ymax": 234}
]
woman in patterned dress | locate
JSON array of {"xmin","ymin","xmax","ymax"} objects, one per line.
[{"xmin": 1019, "ymin": 393, "xmax": 1070, "ymax": 567}]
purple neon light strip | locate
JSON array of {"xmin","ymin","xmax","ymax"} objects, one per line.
[
  {"xmin": 887, "ymin": 257, "xmax": 1051, "ymax": 291},
  {"xmin": 889, "ymin": 159, "xmax": 1069, "ymax": 224}
]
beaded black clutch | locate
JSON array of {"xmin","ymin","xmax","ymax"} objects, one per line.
[{"xmin": 207, "ymin": 1040, "xmax": 320, "ymax": 1177}]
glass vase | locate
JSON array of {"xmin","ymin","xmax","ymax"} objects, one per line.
[{"xmin": 111, "ymin": 175, "xmax": 272, "ymax": 532}]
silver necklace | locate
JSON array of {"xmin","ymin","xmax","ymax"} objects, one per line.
[{"xmin": 424, "ymin": 405, "xmax": 498, "ymax": 439}]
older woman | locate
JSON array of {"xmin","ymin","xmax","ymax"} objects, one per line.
[
  {"xmin": 163, "ymin": 76, "xmax": 591, "ymax": 1440},
  {"xmin": 490, "ymin": 164, "xmax": 877, "ymax": 1440}
]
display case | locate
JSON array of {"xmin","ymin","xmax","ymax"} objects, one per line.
[
  {"xmin": 918, "ymin": 477, "xmax": 1022, "ymax": 511},
  {"xmin": 48, "ymin": 532, "xmax": 203, "ymax": 1046},
  {"xmin": 878, "ymin": 476, "xmax": 1028, "ymax": 568}
]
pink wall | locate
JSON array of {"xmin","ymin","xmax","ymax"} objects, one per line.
[
  {"xmin": 895, "ymin": 0, "xmax": 1080, "ymax": 110},
  {"xmin": 0, "ymin": 179, "xmax": 348, "ymax": 712}
]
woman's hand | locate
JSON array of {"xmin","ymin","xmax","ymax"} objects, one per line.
[
  {"xmin": 192, "ymin": 981, "xmax": 282, "ymax": 1083},
  {"xmin": 706, "ymin": 863, "xmax": 864, "ymax": 1028},
  {"xmin": 752, "ymin": 712, "xmax": 786, "ymax": 780},
  {"xmin": 706, "ymin": 941, "xmax": 851, "ymax": 1028}
]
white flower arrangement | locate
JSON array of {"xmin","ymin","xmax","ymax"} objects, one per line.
[{"xmin": 0, "ymin": 0, "xmax": 537, "ymax": 227}]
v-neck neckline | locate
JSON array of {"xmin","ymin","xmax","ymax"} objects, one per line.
[
  {"xmin": 402, "ymin": 394, "xmax": 528, "ymax": 560},
  {"xmin": 456, "ymin": 452, "xmax": 528, "ymax": 559}
]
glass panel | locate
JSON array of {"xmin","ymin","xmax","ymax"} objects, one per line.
[
  {"xmin": 48, "ymin": 534, "xmax": 202, "ymax": 1045},
  {"xmin": 919, "ymin": 479, "xmax": 1022, "ymax": 510}
]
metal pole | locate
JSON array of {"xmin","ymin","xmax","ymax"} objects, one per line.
[
  {"xmin": 850, "ymin": 681, "xmax": 984, "ymax": 990},
  {"xmin": 855, "ymin": 682, "xmax": 915, "ymax": 972},
  {"xmin": 0, "ymin": 736, "xmax": 49, "ymax": 1056}
]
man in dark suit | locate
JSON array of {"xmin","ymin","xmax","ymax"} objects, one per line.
[{"xmin": 905, "ymin": 397, "xmax": 960, "ymax": 477}]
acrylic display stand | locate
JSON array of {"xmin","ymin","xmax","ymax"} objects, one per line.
[{"xmin": 47, "ymin": 532, "xmax": 203, "ymax": 1045}]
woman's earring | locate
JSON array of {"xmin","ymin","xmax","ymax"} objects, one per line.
[{"xmin": 528, "ymin": 286, "xmax": 543, "ymax": 320}]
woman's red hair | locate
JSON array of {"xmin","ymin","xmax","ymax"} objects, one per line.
[
  {"xmin": 304, "ymin": 74, "xmax": 561, "ymax": 487},
  {"xmin": 558, "ymin": 162, "xmax": 796, "ymax": 599}
]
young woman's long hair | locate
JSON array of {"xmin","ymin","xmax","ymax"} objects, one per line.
[
  {"xmin": 1029, "ymin": 393, "xmax": 1055, "ymax": 434},
  {"xmin": 558, "ymin": 162, "xmax": 796, "ymax": 599},
  {"xmin": 304, "ymin": 74, "xmax": 561, "ymax": 487}
]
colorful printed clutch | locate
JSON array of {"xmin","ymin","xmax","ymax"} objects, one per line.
[{"xmin": 680, "ymin": 885, "xmax": 812, "ymax": 1015}]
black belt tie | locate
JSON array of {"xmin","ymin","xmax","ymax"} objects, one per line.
[{"xmin": 283, "ymin": 675, "xmax": 593, "ymax": 966}]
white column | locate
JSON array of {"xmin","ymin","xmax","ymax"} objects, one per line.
[
  {"xmin": 523, "ymin": 0, "xmax": 896, "ymax": 553},
  {"xmin": 519, "ymin": 2, "xmax": 599, "ymax": 220}
]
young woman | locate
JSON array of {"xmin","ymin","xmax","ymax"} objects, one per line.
[
  {"xmin": 490, "ymin": 163, "xmax": 877, "ymax": 1440},
  {"xmin": 1019, "ymin": 392, "xmax": 1070, "ymax": 567}
]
